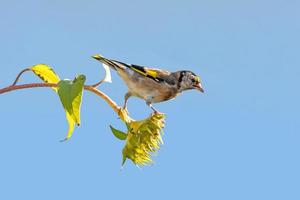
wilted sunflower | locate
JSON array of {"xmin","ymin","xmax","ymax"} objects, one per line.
[{"xmin": 110, "ymin": 111, "xmax": 166, "ymax": 166}]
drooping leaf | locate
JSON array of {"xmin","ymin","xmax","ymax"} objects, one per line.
[
  {"xmin": 30, "ymin": 64, "xmax": 60, "ymax": 91},
  {"xmin": 110, "ymin": 125, "xmax": 127, "ymax": 140},
  {"xmin": 92, "ymin": 54, "xmax": 112, "ymax": 84},
  {"xmin": 101, "ymin": 63, "xmax": 112, "ymax": 83},
  {"xmin": 64, "ymin": 112, "xmax": 75, "ymax": 141},
  {"xmin": 57, "ymin": 75, "xmax": 86, "ymax": 141}
]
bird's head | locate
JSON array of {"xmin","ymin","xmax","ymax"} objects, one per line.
[{"xmin": 177, "ymin": 70, "xmax": 204, "ymax": 93}]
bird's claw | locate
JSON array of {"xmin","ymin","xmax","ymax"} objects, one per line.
[
  {"xmin": 152, "ymin": 109, "xmax": 164, "ymax": 115},
  {"xmin": 122, "ymin": 106, "xmax": 129, "ymax": 115}
]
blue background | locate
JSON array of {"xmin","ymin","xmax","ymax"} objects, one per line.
[{"xmin": 0, "ymin": 0, "xmax": 299, "ymax": 199}]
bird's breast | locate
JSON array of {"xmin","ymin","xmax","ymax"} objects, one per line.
[
  {"xmin": 129, "ymin": 81, "xmax": 178, "ymax": 103},
  {"xmin": 118, "ymin": 69, "xmax": 178, "ymax": 103}
]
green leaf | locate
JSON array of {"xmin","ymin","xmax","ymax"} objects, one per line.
[
  {"xmin": 30, "ymin": 64, "xmax": 60, "ymax": 91},
  {"xmin": 58, "ymin": 75, "xmax": 86, "ymax": 141},
  {"xmin": 109, "ymin": 125, "xmax": 128, "ymax": 140}
]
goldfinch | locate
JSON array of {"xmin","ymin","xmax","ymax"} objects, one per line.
[{"xmin": 92, "ymin": 54, "xmax": 204, "ymax": 113}]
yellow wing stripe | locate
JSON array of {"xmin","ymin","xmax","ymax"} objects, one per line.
[
  {"xmin": 130, "ymin": 67, "xmax": 158, "ymax": 79},
  {"xmin": 146, "ymin": 69, "xmax": 158, "ymax": 78},
  {"xmin": 93, "ymin": 54, "xmax": 159, "ymax": 80},
  {"xmin": 130, "ymin": 67, "xmax": 147, "ymax": 76}
]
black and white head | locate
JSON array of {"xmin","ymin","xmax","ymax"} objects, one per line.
[{"xmin": 177, "ymin": 70, "xmax": 204, "ymax": 93}]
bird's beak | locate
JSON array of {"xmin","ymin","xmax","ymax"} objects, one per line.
[{"xmin": 194, "ymin": 83, "xmax": 204, "ymax": 93}]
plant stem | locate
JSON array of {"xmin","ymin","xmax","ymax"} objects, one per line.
[
  {"xmin": 84, "ymin": 86, "xmax": 120, "ymax": 114},
  {"xmin": 0, "ymin": 83, "xmax": 57, "ymax": 94},
  {"xmin": 0, "ymin": 83, "xmax": 123, "ymax": 119},
  {"xmin": 11, "ymin": 68, "xmax": 31, "ymax": 86}
]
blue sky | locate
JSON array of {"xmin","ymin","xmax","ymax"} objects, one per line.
[{"xmin": 0, "ymin": 0, "xmax": 299, "ymax": 199}]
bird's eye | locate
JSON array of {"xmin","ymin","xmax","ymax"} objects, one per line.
[{"xmin": 191, "ymin": 79, "xmax": 195, "ymax": 83}]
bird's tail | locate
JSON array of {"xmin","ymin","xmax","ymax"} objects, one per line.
[{"xmin": 92, "ymin": 54, "xmax": 120, "ymax": 71}]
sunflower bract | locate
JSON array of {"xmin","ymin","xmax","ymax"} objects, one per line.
[{"xmin": 122, "ymin": 113, "xmax": 165, "ymax": 166}]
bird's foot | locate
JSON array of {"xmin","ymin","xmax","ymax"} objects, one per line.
[
  {"xmin": 152, "ymin": 109, "xmax": 164, "ymax": 115},
  {"xmin": 122, "ymin": 106, "xmax": 129, "ymax": 115},
  {"xmin": 117, "ymin": 107, "xmax": 132, "ymax": 122}
]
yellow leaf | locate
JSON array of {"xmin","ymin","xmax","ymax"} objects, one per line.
[{"xmin": 30, "ymin": 64, "xmax": 60, "ymax": 91}]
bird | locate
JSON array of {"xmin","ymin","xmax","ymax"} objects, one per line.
[{"xmin": 92, "ymin": 54, "xmax": 204, "ymax": 113}]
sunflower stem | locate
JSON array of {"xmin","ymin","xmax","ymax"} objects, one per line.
[
  {"xmin": 0, "ymin": 82, "xmax": 127, "ymax": 120},
  {"xmin": 11, "ymin": 68, "xmax": 31, "ymax": 86}
]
